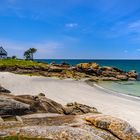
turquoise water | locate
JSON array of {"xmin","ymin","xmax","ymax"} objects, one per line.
[
  {"xmin": 98, "ymin": 81, "xmax": 140, "ymax": 97},
  {"xmin": 35, "ymin": 59, "xmax": 140, "ymax": 97},
  {"xmin": 36, "ymin": 59, "xmax": 140, "ymax": 73}
]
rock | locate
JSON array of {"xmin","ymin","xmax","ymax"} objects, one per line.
[
  {"xmin": 76, "ymin": 63, "xmax": 91, "ymax": 70},
  {"xmin": 127, "ymin": 70, "xmax": 137, "ymax": 79},
  {"xmin": 76, "ymin": 63, "xmax": 99, "ymax": 70},
  {"xmin": 86, "ymin": 114, "xmax": 140, "ymax": 140},
  {"xmin": 116, "ymin": 75, "xmax": 128, "ymax": 81},
  {"xmin": 38, "ymin": 93, "xmax": 45, "ymax": 96},
  {"xmin": 0, "ymin": 113, "xmax": 139, "ymax": 140},
  {"xmin": 14, "ymin": 95, "xmax": 65, "ymax": 114},
  {"xmin": 0, "ymin": 96, "xmax": 30, "ymax": 116},
  {"xmin": 101, "ymin": 71, "xmax": 120, "ymax": 77},
  {"xmin": 113, "ymin": 67, "xmax": 124, "ymax": 73},
  {"xmin": 101, "ymin": 77, "xmax": 119, "ymax": 81},
  {"xmin": 91, "ymin": 63, "xmax": 99, "ymax": 69},
  {"xmin": 0, "ymin": 93, "xmax": 99, "ymax": 116},
  {"xmin": 60, "ymin": 61, "xmax": 70, "ymax": 67},
  {"xmin": 128, "ymin": 78, "xmax": 136, "ymax": 81},
  {"xmin": 64, "ymin": 102, "xmax": 98, "ymax": 115},
  {"xmin": 100, "ymin": 66, "xmax": 113, "ymax": 71},
  {"xmin": 48, "ymin": 66, "xmax": 64, "ymax": 72},
  {"xmin": 0, "ymin": 85, "xmax": 11, "ymax": 93},
  {"xmin": 0, "ymin": 117, "xmax": 4, "ymax": 122}
]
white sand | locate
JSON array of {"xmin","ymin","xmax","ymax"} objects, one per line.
[{"xmin": 0, "ymin": 72, "xmax": 140, "ymax": 131}]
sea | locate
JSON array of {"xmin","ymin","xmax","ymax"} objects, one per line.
[{"xmin": 36, "ymin": 59, "xmax": 140, "ymax": 97}]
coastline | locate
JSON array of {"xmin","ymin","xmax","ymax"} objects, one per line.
[
  {"xmin": 86, "ymin": 80, "xmax": 140, "ymax": 102},
  {"xmin": 0, "ymin": 72, "xmax": 140, "ymax": 131}
]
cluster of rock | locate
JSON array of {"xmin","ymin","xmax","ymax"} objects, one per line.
[
  {"xmin": 0, "ymin": 93, "xmax": 98, "ymax": 117},
  {"xmin": 0, "ymin": 88, "xmax": 140, "ymax": 139},
  {"xmin": 76, "ymin": 63, "xmax": 138, "ymax": 81},
  {"xmin": 0, "ymin": 61, "xmax": 138, "ymax": 81}
]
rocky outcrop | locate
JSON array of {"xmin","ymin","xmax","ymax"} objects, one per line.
[
  {"xmin": 0, "ymin": 113, "xmax": 140, "ymax": 139},
  {"xmin": 86, "ymin": 114, "xmax": 140, "ymax": 140},
  {"xmin": 0, "ymin": 93, "xmax": 98, "ymax": 117},
  {"xmin": 0, "ymin": 91, "xmax": 139, "ymax": 139},
  {"xmin": 76, "ymin": 63, "xmax": 138, "ymax": 81},
  {"xmin": 0, "ymin": 61, "xmax": 138, "ymax": 81}
]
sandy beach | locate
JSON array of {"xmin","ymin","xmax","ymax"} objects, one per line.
[{"xmin": 0, "ymin": 72, "xmax": 140, "ymax": 131}]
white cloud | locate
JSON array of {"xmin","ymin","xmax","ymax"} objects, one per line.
[
  {"xmin": 128, "ymin": 20, "xmax": 140, "ymax": 33},
  {"xmin": 65, "ymin": 23, "xmax": 78, "ymax": 28}
]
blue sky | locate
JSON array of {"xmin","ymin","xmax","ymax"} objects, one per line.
[{"xmin": 0, "ymin": 0, "xmax": 140, "ymax": 59}]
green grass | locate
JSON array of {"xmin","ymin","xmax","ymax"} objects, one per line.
[{"xmin": 0, "ymin": 59, "xmax": 48, "ymax": 70}]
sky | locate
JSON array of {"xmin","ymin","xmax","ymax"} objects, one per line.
[{"xmin": 0, "ymin": 0, "xmax": 140, "ymax": 59}]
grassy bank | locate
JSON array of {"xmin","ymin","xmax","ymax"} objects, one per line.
[{"xmin": 0, "ymin": 59, "xmax": 48, "ymax": 70}]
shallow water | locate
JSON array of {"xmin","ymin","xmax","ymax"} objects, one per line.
[{"xmin": 97, "ymin": 81, "xmax": 140, "ymax": 97}]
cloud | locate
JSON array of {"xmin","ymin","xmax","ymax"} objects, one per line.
[
  {"xmin": 128, "ymin": 20, "xmax": 140, "ymax": 33},
  {"xmin": 65, "ymin": 23, "xmax": 78, "ymax": 28}
]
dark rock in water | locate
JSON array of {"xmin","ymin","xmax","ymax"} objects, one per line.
[
  {"xmin": 0, "ymin": 85, "xmax": 11, "ymax": 93},
  {"xmin": 137, "ymin": 73, "xmax": 140, "ymax": 81}
]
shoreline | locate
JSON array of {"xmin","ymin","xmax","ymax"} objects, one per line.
[
  {"xmin": 86, "ymin": 80, "xmax": 140, "ymax": 102},
  {"xmin": 0, "ymin": 72, "xmax": 140, "ymax": 131}
]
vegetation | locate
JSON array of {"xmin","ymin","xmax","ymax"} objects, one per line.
[
  {"xmin": 0, "ymin": 59, "xmax": 48, "ymax": 70},
  {"xmin": 24, "ymin": 48, "xmax": 37, "ymax": 60},
  {"xmin": 11, "ymin": 55, "xmax": 17, "ymax": 59}
]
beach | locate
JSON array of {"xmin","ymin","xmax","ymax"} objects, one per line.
[{"xmin": 0, "ymin": 72, "xmax": 140, "ymax": 131}]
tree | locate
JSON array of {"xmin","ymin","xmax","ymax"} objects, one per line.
[
  {"xmin": 29, "ymin": 48, "xmax": 37, "ymax": 60},
  {"xmin": 24, "ymin": 48, "xmax": 37, "ymax": 60},
  {"xmin": 11, "ymin": 56, "xmax": 17, "ymax": 59},
  {"xmin": 24, "ymin": 50, "xmax": 30, "ymax": 60}
]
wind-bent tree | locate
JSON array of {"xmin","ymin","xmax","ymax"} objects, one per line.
[
  {"xmin": 29, "ymin": 48, "xmax": 37, "ymax": 60},
  {"xmin": 24, "ymin": 48, "xmax": 37, "ymax": 60},
  {"xmin": 24, "ymin": 50, "xmax": 30, "ymax": 60}
]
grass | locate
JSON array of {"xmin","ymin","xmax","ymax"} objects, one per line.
[{"xmin": 0, "ymin": 59, "xmax": 48, "ymax": 70}]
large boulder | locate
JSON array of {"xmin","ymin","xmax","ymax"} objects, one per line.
[
  {"xmin": 0, "ymin": 97, "xmax": 30, "ymax": 116},
  {"xmin": 116, "ymin": 75, "xmax": 128, "ymax": 81},
  {"xmin": 101, "ymin": 71, "xmax": 120, "ymax": 77},
  {"xmin": 0, "ymin": 113, "xmax": 139, "ymax": 140},
  {"xmin": 127, "ymin": 70, "xmax": 137, "ymax": 79},
  {"xmin": 76, "ymin": 63, "xmax": 91, "ymax": 70},
  {"xmin": 86, "ymin": 114, "xmax": 140, "ymax": 140},
  {"xmin": 91, "ymin": 63, "xmax": 99, "ymax": 69}
]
